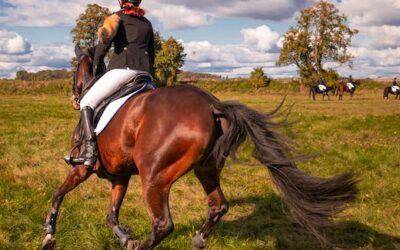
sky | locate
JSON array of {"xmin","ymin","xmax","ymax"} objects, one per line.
[{"xmin": 1, "ymin": 0, "xmax": 400, "ymax": 79}]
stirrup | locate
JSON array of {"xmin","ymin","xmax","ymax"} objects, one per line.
[
  {"xmin": 63, "ymin": 145, "xmax": 97, "ymax": 167},
  {"xmin": 63, "ymin": 154, "xmax": 96, "ymax": 167},
  {"xmin": 63, "ymin": 145, "xmax": 82, "ymax": 166}
]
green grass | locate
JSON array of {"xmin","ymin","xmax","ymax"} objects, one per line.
[{"xmin": 0, "ymin": 89, "xmax": 399, "ymax": 249}]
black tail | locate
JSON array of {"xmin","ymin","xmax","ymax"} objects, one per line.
[{"xmin": 212, "ymin": 100, "xmax": 358, "ymax": 244}]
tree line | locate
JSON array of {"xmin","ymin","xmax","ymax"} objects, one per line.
[{"xmin": 15, "ymin": 69, "xmax": 73, "ymax": 81}]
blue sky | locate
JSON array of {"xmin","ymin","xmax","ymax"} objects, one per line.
[{"xmin": 1, "ymin": 0, "xmax": 400, "ymax": 78}]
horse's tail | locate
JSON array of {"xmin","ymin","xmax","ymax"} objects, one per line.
[{"xmin": 211, "ymin": 100, "xmax": 358, "ymax": 244}]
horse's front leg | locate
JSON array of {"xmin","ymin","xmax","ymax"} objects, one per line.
[
  {"xmin": 106, "ymin": 178, "xmax": 131, "ymax": 248},
  {"xmin": 42, "ymin": 165, "xmax": 92, "ymax": 249}
]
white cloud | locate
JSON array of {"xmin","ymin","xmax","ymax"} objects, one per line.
[
  {"xmin": 147, "ymin": 4, "xmax": 213, "ymax": 30},
  {"xmin": 0, "ymin": 0, "xmax": 310, "ymax": 29},
  {"xmin": 0, "ymin": 30, "xmax": 31, "ymax": 54},
  {"xmin": 0, "ymin": 0, "xmax": 118, "ymax": 27},
  {"xmin": 29, "ymin": 43, "xmax": 74, "ymax": 68},
  {"xmin": 182, "ymin": 40, "xmax": 280, "ymax": 77},
  {"xmin": 356, "ymin": 25, "xmax": 400, "ymax": 50},
  {"xmin": 241, "ymin": 25, "xmax": 280, "ymax": 52},
  {"xmin": 146, "ymin": 0, "xmax": 310, "ymax": 20},
  {"xmin": 144, "ymin": 0, "xmax": 314, "ymax": 29},
  {"xmin": 350, "ymin": 47, "xmax": 400, "ymax": 67},
  {"xmin": 339, "ymin": 0, "xmax": 400, "ymax": 27},
  {"xmin": 0, "ymin": 30, "xmax": 73, "ymax": 78},
  {"xmin": 215, "ymin": 0, "xmax": 310, "ymax": 20}
]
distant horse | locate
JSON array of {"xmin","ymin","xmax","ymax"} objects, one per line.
[
  {"xmin": 336, "ymin": 80, "xmax": 360, "ymax": 100},
  {"xmin": 42, "ymin": 45, "xmax": 358, "ymax": 250},
  {"xmin": 309, "ymin": 85, "xmax": 336, "ymax": 101},
  {"xmin": 383, "ymin": 86, "xmax": 400, "ymax": 100}
]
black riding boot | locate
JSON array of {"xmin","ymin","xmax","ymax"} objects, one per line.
[{"xmin": 76, "ymin": 107, "xmax": 97, "ymax": 168}]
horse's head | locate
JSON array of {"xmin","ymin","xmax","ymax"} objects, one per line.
[{"xmin": 71, "ymin": 44, "xmax": 97, "ymax": 110}]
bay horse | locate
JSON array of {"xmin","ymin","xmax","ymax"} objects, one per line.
[
  {"xmin": 309, "ymin": 85, "xmax": 336, "ymax": 101},
  {"xmin": 383, "ymin": 86, "xmax": 400, "ymax": 100},
  {"xmin": 336, "ymin": 80, "xmax": 360, "ymax": 100},
  {"xmin": 42, "ymin": 45, "xmax": 358, "ymax": 250}
]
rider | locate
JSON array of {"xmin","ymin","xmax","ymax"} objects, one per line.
[
  {"xmin": 74, "ymin": 0, "xmax": 155, "ymax": 167},
  {"xmin": 317, "ymin": 77, "xmax": 327, "ymax": 91},
  {"xmin": 392, "ymin": 77, "xmax": 400, "ymax": 93},
  {"xmin": 346, "ymin": 75, "xmax": 355, "ymax": 90}
]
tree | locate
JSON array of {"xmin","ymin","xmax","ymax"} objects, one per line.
[
  {"xmin": 70, "ymin": 4, "xmax": 110, "ymax": 68},
  {"xmin": 155, "ymin": 37, "xmax": 186, "ymax": 86},
  {"xmin": 277, "ymin": 1, "xmax": 358, "ymax": 85},
  {"xmin": 71, "ymin": 4, "xmax": 111, "ymax": 48},
  {"xmin": 15, "ymin": 70, "xmax": 29, "ymax": 80},
  {"xmin": 153, "ymin": 31, "xmax": 162, "ymax": 54},
  {"xmin": 250, "ymin": 67, "xmax": 271, "ymax": 88}
]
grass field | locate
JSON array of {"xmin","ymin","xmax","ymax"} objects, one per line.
[{"xmin": 0, "ymin": 88, "xmax": 399, "ymax": 249}]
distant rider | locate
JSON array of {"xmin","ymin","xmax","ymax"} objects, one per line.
[
  {"xmin": 346, "ymin": 75, "xmax": 355, "ymax": 90},
  {"xmin": 392, "ymin": 77, "xmax": 400, "ymax": 93}
]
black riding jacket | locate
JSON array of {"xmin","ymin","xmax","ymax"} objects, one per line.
[{"xmin": 94, "ymin": 10, "xmax": 155, "ymax": 76}]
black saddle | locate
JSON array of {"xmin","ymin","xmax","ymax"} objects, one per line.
[{"xmin": 92, "ymin": 71, "xmax": 155, "ymax": 127}]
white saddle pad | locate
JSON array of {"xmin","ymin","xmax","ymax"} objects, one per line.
[
  {"xmin": 94, "ymin": 84, "xmax": 152, "ymax": 135},
  {"xmin": 392, "ymin": 86, "xmax": 400, "ymax": 93},
  {"xmin": 347, "ymin": 83, "xmax": 354, "ymax": 89}
]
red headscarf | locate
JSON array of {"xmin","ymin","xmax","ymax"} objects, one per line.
[{"xmin": 121, "ymin": 1, "xmax": 145, "ymax": 17}]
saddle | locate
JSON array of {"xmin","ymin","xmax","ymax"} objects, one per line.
[
  {"xmin": 76, "ymin": 71, "xmax": 155, "ymax": 143},
  {"xmin": 92, "ymin": 71, "xmax": 155, "ymax": 129}
]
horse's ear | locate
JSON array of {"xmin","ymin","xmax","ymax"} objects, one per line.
[{"xmin": 75, "ymin": 44, "xmax": 83, "ymax": 58}]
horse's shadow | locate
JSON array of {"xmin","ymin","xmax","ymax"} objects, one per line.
[{"xmin": 169, "ymin": 194, "xmax": 400, "ymax": 249}]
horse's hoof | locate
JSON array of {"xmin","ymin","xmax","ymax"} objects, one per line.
[
  {"xmin": 192, "ymin": 232, "xmax": 206, "ymax": 250},
  {"xmin": 42, "ymin": 234, "xmax": 56, "ymax": 250},
  {"xmin": 126, "ymin": 240, "xmax": 140, "ymax": 250}
]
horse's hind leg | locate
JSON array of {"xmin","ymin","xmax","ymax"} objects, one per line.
[
  {"xmin": 192, "ymin": 162, "xmax": 229, "ymax": 250},
  {"xmin": 106, "ymin": 178, "xmax": 132, "ymax": 248},
  {"xmin": 42, "ymin": 166, "xmax": 92, "ymax": 249}
]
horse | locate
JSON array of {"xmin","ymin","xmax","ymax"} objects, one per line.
[
  {"xmin": 336, "ymin": 80, "xmax": 360, "ymax": 100},
  {"xmin": 309, "ymin": 85, "xmax": 336, "ymax": 101},
  {"xmin": 42, "ymin": 45, "xmax": 358, "ymax": 250},
  {"xmin": 383, "ymin": 86, "xmax": 400, "ymax": 100}
]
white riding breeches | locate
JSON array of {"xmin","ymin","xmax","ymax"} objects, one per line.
[
  {"xmin": 80, "ymin": 69, "xmax": 140, "ymax": 110},
  {"xmin": 392, "ymin": 86, "xmax": 400, "ymax": 93}
]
